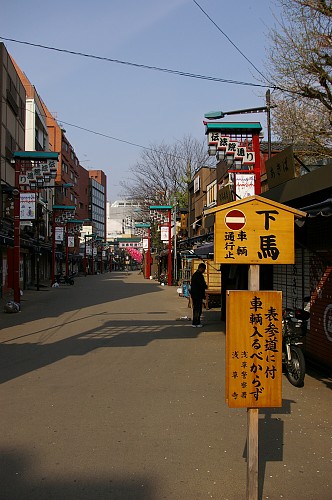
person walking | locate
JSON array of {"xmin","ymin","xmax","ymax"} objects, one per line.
[{"xmin": 190, "ymin": 263, "xmax": 207, "ymax": 328}]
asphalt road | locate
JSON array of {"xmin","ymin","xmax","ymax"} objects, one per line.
[{"xmin": 1, "ymin": 272, "xmax": 331, "ymax": 500}]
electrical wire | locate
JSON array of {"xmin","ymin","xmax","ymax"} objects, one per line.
[
  {"xmin": 0, "ymin": 35, "xmax": 270, "ymax": 89},
  {"xmin": 0, "ymin": 98, "xmax": 190, "ymax": 161},
  {"xmin": 192, "ymin": 0, "xmax": 271, "ymax": 84}
]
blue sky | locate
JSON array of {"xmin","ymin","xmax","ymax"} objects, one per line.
[{"xmin": 1, "ymin": 0, "xmax": 279, "ymax": 201}]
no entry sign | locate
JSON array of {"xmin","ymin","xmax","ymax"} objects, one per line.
[{"xmin": 224, "ymin": 209, "xmax": 246, "ymax": 230}]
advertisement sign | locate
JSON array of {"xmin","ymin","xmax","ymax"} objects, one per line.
[
  {"xmin": 142, "ymin": 238, "xmax": 149, "ymax": 250},
  {"xmin": 235, "ymin": 173, "xmax": 255, "ymax": 199},
  {"xmin": 226, "ymin": 290, "xmax": 282, "ymax": 408},
  {"xmin": 20, "ymin": 192, "xmax": 36, "ymax": 220}
]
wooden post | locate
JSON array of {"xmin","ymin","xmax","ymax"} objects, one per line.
[{"xmin": 247, "ymin": 264, "xmax": 259, "ymax": 500}]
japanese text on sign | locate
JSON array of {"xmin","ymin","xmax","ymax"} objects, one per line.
[
  {"xmin": 226, "ymin": 290, "xmax": 282, "ymax": 408},
  {"xmin": 215, "ymin": 199, "xmax": 296, "ymax": 264}
]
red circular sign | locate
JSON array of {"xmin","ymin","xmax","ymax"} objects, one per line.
[{"xmin": 225, "ymin": 209, "xmax": 246, "ymax": 230}]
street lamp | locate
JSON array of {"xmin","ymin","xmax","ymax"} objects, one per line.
[
  {"xmin": 135, "ymin": 222, "xmax": 151, "ymax": 279},
  {"xmin": 51, "ymin": 205, "xmax": 76, "ymax": 284},
  {"xmin": 204, "ymin": 92, "xmax": 275, "ymax": 160},
  {"xmin": 64, "ymin": 219, "xmax": 86, "ymax": 276},
  {"xmin": 204, "ymin": 120, "xmax": 263, "ymax": 195},
  {"xmin": 149, "ymin": 205, "xmax": 172, "ymax": 286},
  {"xmin": 83, "ymin": 233, "xmax": 96, "ymax": 275},
  {"xmin": 12, "ymin": 151, "xmax": 59, "ymax": 304}
]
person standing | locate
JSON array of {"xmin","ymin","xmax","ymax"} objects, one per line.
[{"xmin": 190, "ymin": 263, "xmax": 207, "ymax": 328}]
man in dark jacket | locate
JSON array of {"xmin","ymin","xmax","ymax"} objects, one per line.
[{"xmin": 190, "ymin": 263, "xmax": 207, "ymax": 327}]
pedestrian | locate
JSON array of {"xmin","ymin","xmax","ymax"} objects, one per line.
[{"xmin": 190, "ymin": 263, "xmax": 207, "ymax": 328}]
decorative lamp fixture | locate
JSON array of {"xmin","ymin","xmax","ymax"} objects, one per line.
[
  {"xmin": 242, "ymin": 151, "xmax": 256, "ymax": 167},
  {"xmin": 50, "ymin": 167, "xmax": 57, "ymax": 179},
  {"xmin": 216, "ymin": 150, "xmax": 226, "ymax": 162},
  {"xmin": 43, "ymin": 173, "xmax": 51, "ymax": 183},
  {"xmin": 36, "ymin": 176, "xmax": 44, "ymax": 188},
  {"xmin": 233, "ymin": 146, "xmax": 246, "ymax": 169},
  {"xmin": 208, "ymin": 145, "xmax": 217, "ymax": 156},
  {"xmin": 30, "ymin": 180, "xmax": 37, "ymax": 190}
]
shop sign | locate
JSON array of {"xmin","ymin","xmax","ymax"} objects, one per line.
[{"xmin": 265, "ymin": 146, "xmax": 295, "ymax": 189}]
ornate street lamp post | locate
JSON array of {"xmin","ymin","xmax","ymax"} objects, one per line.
[
  {"xmin": 12, "ymin": 151, "xmax": 59, "ymax": 304},
  {"xmin": 51, "ymin": 205, "xmax": 76, "ymax": 284},
  {"xmin": 135, "ymin": 223, "xmax": 151, "ymax": 279},
  {"xmin": 150, "ymin": 205, "xmax": 172, "ymax": 286}
]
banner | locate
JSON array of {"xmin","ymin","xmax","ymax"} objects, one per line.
[
  {"xmin": 160, "ymin": 225, "xmax": 169, "ymax": 242},
  {"xmin": 20, "ymin": 192, "xmax": 36, "ymax": 220},
  {"xmin": 55, "ymin": 227, "xmax": 64, "ymax": 242},
  {"xmin": 68, "ymin": 236, "xmax": 75, "ymax": 248},
  {"xmin": 235, "ymin": 173, "xmax": 255, "ymax": 200}
]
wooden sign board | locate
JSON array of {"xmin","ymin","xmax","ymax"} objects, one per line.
[
  {"xmin": 214, "ymin": 196, "xmax": 305, "ymax": 264},
  {"xmin": 217, "ymin": 184, "xmax": 234, "ymax": 205},
  {"xmin": 265, "ymin": 146, "xmax": 295, "ymax": 189},
  {"xmin": 226, "ymin": 290, "xmax": 282, "ymax": 408}
]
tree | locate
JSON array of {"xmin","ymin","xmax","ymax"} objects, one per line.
[
  {"xmin": 267, "ymin": 0, "xmax": 332, "ymax": 158},
  {"xmin": 270, "ymin": 97, "xmax": 332, "ymax": 159},
  {"xmin": 120, "ymin": 135, "xmax": 213, "ymax": 210}
]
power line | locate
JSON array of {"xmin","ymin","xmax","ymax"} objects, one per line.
[
  {"xmin": 0, "ymin": 35, "xmax": 270, "ymax": 89},
  {"xmin": 0, "ymin": 98, "xmax": 193, "ymax": 162},
  {"xmin": 192, "ymin": 0, "xmax": 271, "ymax": 84}
]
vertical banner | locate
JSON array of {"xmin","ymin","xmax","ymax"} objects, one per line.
[
  {"xmin": 55, "ymin": 227, "xmax": 64, "ymax": 242},
  {"xmin": 235, "ymin": 173, "xmax": 255, "ymax": 199},
  {"xmin": 160, "ymin": 225, "xmax": 169, "ymax": 242},
  {"xmin": 68, "ymin": 236, "xmax": 75, "ymax": 248},
  {"xmin": 142, "ymin": 238, "xmax": 149, "ymax": 250},
  {"xmin": 20, "ymin": 192, "xmax": 36, "ymax": 220},
  {"xmin": 226, "ymin": 290, "xmax": 282, "ymax": 408}
]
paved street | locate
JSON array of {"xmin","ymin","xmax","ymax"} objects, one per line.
[{"xmin": 1, "ymin": 272, "xmax": 331, "ymax": 500}]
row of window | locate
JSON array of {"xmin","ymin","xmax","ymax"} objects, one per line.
[{"xmin": 61, "ymin": 140, "xmax": 79, "ymax": 165}]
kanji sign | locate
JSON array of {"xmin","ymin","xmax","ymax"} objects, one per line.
[
  {"xmin": 226, "ymin": 290, "xmax": 282, "ymax": 408},
  {"xmin": 213, "ymin": 195, "xmax": 306, "ymax": 264}
]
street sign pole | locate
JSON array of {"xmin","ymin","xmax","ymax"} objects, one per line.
[{"xmin": 247, "ymin": 264, "xmax": 260, "ymax": 500}]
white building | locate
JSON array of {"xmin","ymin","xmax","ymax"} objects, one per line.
[{"xmin": 106, "ymin": 200, "xmax": 142, "ymax": 240}]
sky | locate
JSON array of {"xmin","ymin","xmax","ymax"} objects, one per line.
[{"xmin": 1, "ymin": 0, "xmax": 279, "ymax": 202}]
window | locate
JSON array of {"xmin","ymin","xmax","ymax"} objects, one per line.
[{"xmin": 206, "ymin": 180, "xmax": 217, "ymax": 207}]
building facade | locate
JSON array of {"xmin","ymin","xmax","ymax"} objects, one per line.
[{"xmin": 0, "ymin": 43, "xmax": 26, "ymax": 297}]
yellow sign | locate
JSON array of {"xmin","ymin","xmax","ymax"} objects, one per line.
[
  {"xmin": 212, "ymin": 196, "xmax": 306, "ymax": 264},
  {"xmin": 226, "ymin": 290, "xmax": 282, "ymax": 408}
]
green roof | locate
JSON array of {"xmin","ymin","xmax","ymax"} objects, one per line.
[
  {"xmin": 52, "ymin": 205, "xmax": 76, "ymax": 210},
  {"xmin": 13, "ymin": 151, "xmax": 59, "ymax": 160},
  {"xmin": 150, "ymin": 205, "xmax": 172, "ymax": 210},
  {"xmin": 204, "ymin": 122, "xmax": 262, "ymax": 134}
]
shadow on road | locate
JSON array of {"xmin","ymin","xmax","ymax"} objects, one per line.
[
  {"xmin": 1, "ymin": 273, "xmax": 167, "ymax": 326},
  {"xmin": 0, "ymin": 447, "xmax": 154, "ymax": 500},
  {"xmin": 0, "ymin": 318, "xmax": 204, "ymax": 384},
  {"xmin": 243, "ymin": 399, "xmax": 296, "ymax": 500}
]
